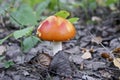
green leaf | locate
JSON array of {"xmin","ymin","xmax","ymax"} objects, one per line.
[
  {"xmin": 0, "ymin": 56, "xmax": 5, "ymax": 61},
  {"xmin": 0, "ymin": 2, "xmax": 11, "ymax": 15},
  {"xmin": 36, "ymin": 0, "xmax": 50, "ymax": 18},
  {"xmin": 0, "ymin": 7, "xmax": 5, "ymax": 15},
  {"xmin": 68, "ymin": 17, "xmax": 79, "ymax": 23},
  {"xmin": 106, "ymin": 0, "xmax": 118, "ymax": 6},
  {"xmin": 0, "ymin": 33, "xmax": 13, "ymax": 45},
  {"xmin": 22, "ymin": 0, "xmax": 44, "ymax": 7},
  {"xmin": 55, "ymin": 10, "xmax": 70, "ymax": 18},
  {"xmin": 4, "ymin": 60, "xmax": 14, "ymax": 68},
  {"xmin": 89, "ymin": 2, "xmax": 97, "ymax": 10},
  {"xmin": 13, "ymin": 27, "xmax": 33, "ymax": 39},
  {"xmin": 49, "ymin": 0, "xmax": 57, "ymax": 10},
  {"xmin": 10, "ymin": 4, "xmax": 37, "ymax": 26},
  {"xmin": 23, "ymin": 36, "xmax": 40, "ymax": 52}
]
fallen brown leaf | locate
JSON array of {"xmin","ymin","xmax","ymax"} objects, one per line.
[
  {"xmin": 0, "ymin": 45, "xmax": 6, "ymax": 55},
  {"xmin": 81, "ymin": 50, "xmax": 92, "ymax": 59},
  {"xmin": 113, "ymin": 58, "xmax": 120, "ymax": 69},
  {"xmin": 113, "ymin": 47, "xmax": 120, "ymax": 53},
  {"xmin": 101, "ymin": 52, "xmax": 110, "ymax": 59},
  {"xmin": 91, "ymin": 36, "xmax": 103, "ymax": 44},
  {"xmin": 30, "ymin": 53, "xmax": 52, "ymax": 67}
]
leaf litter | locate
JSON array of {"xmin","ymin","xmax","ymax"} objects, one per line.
[{"xmin": 0, "ymin": 7, "xmax": 120, "ymax": 80}]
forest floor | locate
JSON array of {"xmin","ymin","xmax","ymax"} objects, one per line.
[{"xmin": 0, "ymin": 6, "xmax": 120, "ymax": 80}]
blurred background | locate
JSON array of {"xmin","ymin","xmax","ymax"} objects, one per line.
[{"xmin": 0, "ymin": 0, "xmax": 119, "ymax": 27}]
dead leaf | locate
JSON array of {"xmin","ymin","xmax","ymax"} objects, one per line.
[
  {"xmin": 69, "ymin": 55, "xmax": 83, "ymax": 64},
  {"xmin": 81, "ymin": 48, "xmax": 94, "ymax": 53},
  {"xmin": 113, "ymin": 58, "xmax": 120, "ymax": 69},
  {"xmin": 30, "ymin": 53, "xmax": 52, "ymax": 67},
  {"xmin": 82, "ymin": 75, "xmax": 97, "ymax": 80},
  {"xmin": 99, "ymin": 70, "xmax": 111, "ymax": 78},
  {"xmin": 64, "ymin": 46, "xmax": 80, "ymax": 54},
  {"xmin": 49, "ymin": 51, "xmax": 72, "ymax": 78},
  {"xmin": 112, "ymin": 47, "xmax": 120, "ymax": 58},
  {"xmin": 101, "ymin": 52, "xmax": 113, "ymax": 62},
  {"xmin": 0, "ymin": 45, "xmax": 6, "ymax": 55},
  {"xmin": 81, "ymin": 50, "xmax": 92, "ymax": 59},
  {"xmin": 86, "ymin": 62, "xmax": 106, "ymax": 70},
  {"xmin": 89, "ymin": 48, "xmax": 94, "ymax": 53},
  {"xmin": 113, "ymin": 47, "xmax": 120, "ymax": 53},
  {"xmin": 101, "ymin": 52, "xmax": 110, "ymax": 59},
  {"xmin": 91, "ymin": 16, "xmax": 102, "ymax": 22},
  {"xmin": 108, "ymin": 57, "xmax": 113, "ymax": 62},
  {"xmin": 91, "ymin": 36, "xmax": 103, "ymax": 44}
]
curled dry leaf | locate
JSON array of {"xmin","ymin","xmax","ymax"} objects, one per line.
[
  {"xmin": 91, "ymin": 16, "xmax": 102, "ymax": 22},
  {"xmin": 101, "ymin": 52, "xmax": 113, "ymax": 62},
  {"xmin": 91, "ymin": 36, "xmax": 103, "ymax": 44},
  {"xmin": 0, "ymin": 45, "xmax": 6, "ymax": 55},
  {"xmin": 30, "ymin": 53, "xmax": 52, "ymax": 67},
  {"xmin": 81, "ymin": 50, "xmax": 92, "ymax": 59},
  {"xmin": 113, "ymin": 58, "xmax": 120, "ymax": 69},
  {"xmin": 89, "ymin": 48, "xmax": 94, "ymax": 53},
  {"xmin": 108, "ymin": 57, "xmax": 113, "ymax": 62},
  {"xmin": 113, "ymin": 47, "xmax": 120, "ymax": 53},
  {"xmin": 112, "ymin": 47, "xmax": 120, "ymax": 57},
  {"xmin": 81, "ymin": 48, "xmax": 94, "ymax": 53},
  {"xmin": 101, "ymin": 52, "xmax": 110, "ymax": 59}
]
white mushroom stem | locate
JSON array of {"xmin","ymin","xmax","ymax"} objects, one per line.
[{"xmin": 52, "ymin": 42, "xmax": 62, "ymax": 55}]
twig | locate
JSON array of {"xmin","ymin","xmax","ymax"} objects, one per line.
[
  {"xmin": 4, "ymin": 9, "xmax": 23, "ymax": 26},
  {"xmin": 87, "ymin": 29, "xmax": 115, "ymax": 58}
]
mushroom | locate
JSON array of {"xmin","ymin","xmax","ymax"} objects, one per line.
[{"xmin": 37, "ymin": 16, "xmax": 76, "ymax": 55}]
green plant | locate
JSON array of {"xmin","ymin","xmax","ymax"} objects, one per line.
[
  {"xmin": 79, "ymin": 0, "xmax": 97, "ymax": 10},
  {"xmin": 0, "ymin": 56, "xmax": 14, "ymax": 68},
  {"xmin": 96, "ymin": 0, "xmax": 119, "ymax": 7},
  {"xmin": 0, "ymin": 26, "xmax": 40, "ymax": 52},
  {"xmin": 4, "ymin": 60, "xmax": 14, "ymax": 68},
  {"xmin": 0, "ymin": 0, "xmax": 51, "ymax": 52},
  {"xmin": 55, "ymin": 10, "xmax": 79, "ymax": 23},
  {"xmin": 0, "ymin": 0, "xmax": 81, "ymax": 51},
  {"xmin": 0, "ymin": 0, "xmax": 78, "ymax": 53},
  {"xmin": 22, "ymin": 36, "xmax": 40, "ymax": 52}
]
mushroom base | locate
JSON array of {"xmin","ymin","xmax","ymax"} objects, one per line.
[{"xmin": 52, "ymin": 42, "xmax": 62, "ymax": 55}]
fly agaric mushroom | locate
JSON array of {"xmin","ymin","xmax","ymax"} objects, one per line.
[{"xmin": 37, "ymin": 16, "xmax": 76, "ymax": 55}]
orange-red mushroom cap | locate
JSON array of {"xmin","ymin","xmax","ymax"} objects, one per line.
[{"xmin": 37, "ymin": 16, "xmax": 76, "ymax": 42}]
